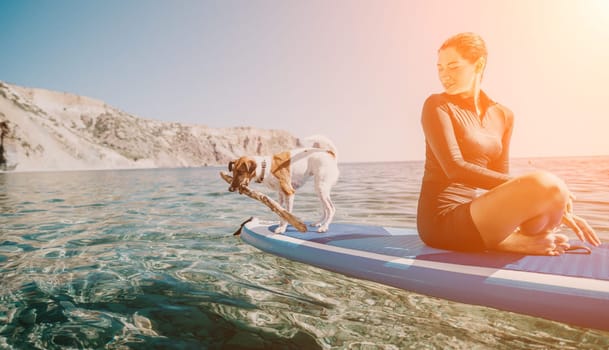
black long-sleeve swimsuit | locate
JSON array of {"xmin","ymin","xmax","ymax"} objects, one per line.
[{"xmin": 417, "ymin": 91, "xmax": 513, "ymax": 251}]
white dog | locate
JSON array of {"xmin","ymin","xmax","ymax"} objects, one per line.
[{"xmin": 228, "ymin": 135, "xmax": 339, "ymax": 233}]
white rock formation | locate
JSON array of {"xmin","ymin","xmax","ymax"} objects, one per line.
[{"xmin": 0, "ymin": 81, "xmax": 299, "ymax": 171}]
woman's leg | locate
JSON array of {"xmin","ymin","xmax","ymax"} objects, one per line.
[{"xmin": 470, "ymin": 171, "xmax": 570, "ymax": 254}]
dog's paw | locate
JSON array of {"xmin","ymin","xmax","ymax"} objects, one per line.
[
  {"xmin": 310, "ymin": 222, "xmax": 322, "ymax": 228},
  {"xmin": 316, "ymin": 226, "xmax": 329, "ymax": 233},
  {"xmin": 274, "ymin": 225, "xmax": 288, "ymax": 234}
]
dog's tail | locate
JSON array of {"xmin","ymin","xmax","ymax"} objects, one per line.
[{"xmin": 301, "ymin": 135, "xmax": 338, "ymax": 159}]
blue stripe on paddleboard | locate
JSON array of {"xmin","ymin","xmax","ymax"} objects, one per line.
[
  {"xmin": 277, "ymin": 224, "xmax": 609, "ymax": 282},
  {"xmin": 266, "ymin": 231, "xmax": 609, "ymax": 295}
]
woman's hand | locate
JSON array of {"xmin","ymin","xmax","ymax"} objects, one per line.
[{"xmin": 561, "ymin": 193, "xmax": 601, "ymax": 247}]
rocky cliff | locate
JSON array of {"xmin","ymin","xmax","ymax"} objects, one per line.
[{"xmin": 0, "ymin": 81, "xmax": 299, "ymax": 171}]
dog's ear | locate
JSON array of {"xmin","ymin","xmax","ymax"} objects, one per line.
[
  {"xmin": 246, "ymin": 159, "xmax": 257, "ymax": 176},
  {"xmin": 228, "ymin": 160, "xmax": 235, "ymax": 172}
]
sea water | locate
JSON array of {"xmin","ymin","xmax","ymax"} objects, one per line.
[{"xmin": 1, "ymin": 157, "xmax": 609, "ymax": 349}]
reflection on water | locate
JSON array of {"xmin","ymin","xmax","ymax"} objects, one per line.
[{"xmin": 1, "ymin": 159, "xmax": 609, "ymax": 349}]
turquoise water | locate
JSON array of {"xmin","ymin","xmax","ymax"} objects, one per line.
[{"xmin": 1, "ymin": 158, "xmax": 609, "ymax": 349}]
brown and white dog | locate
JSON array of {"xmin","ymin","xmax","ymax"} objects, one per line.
[{"xmin": 228, "ymin": 135, "xmax": 339, "ymax": 233}]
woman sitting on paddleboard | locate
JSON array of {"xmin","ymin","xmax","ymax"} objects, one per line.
[{"xmin": 417, "ymin": 32, "xmax": 600, "ymax": 255}]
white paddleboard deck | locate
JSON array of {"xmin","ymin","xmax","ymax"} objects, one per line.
[{"xmin": 241, "ymin": 217, "xmax": 609, "ymax": 332}]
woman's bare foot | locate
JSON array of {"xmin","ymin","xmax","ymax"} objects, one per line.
[{"xmin": 495, "ymin": 229, "xmax": 570, "ymax": 256}]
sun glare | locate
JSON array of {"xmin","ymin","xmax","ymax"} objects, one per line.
[
  {"xmin": 585, "ymin": 0, "xmax": 609, "ymax": 27},
  {"xmin": 590, "ymin": 0, "xmax": 609, "ymax": 12}
]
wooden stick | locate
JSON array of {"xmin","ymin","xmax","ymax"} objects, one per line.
[{"xmin": 220, "ymin": 171, "xmax": 308, "ymax": 233}]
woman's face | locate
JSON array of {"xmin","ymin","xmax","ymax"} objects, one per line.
[{"xmin": 437, "ymin": 46, "xmax": 480, "ymax": 96}]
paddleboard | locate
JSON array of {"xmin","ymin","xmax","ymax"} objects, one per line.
[{"xmin": 241, "ymin": 217, "xmax": 609, "ymax": 332}]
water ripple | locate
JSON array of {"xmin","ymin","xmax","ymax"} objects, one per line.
[{"xmin": 1, "ymin": 162, "xmax": 609, "ymax": 348}]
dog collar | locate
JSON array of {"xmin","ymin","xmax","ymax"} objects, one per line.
[{"xmin": 256, "ymin": 160, "xmax": 267, "ymax": 183}]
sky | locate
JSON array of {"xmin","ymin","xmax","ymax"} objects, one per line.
[{"xmin": 1, "ymin": 0, "xmax": 608, "ymax": 163}]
